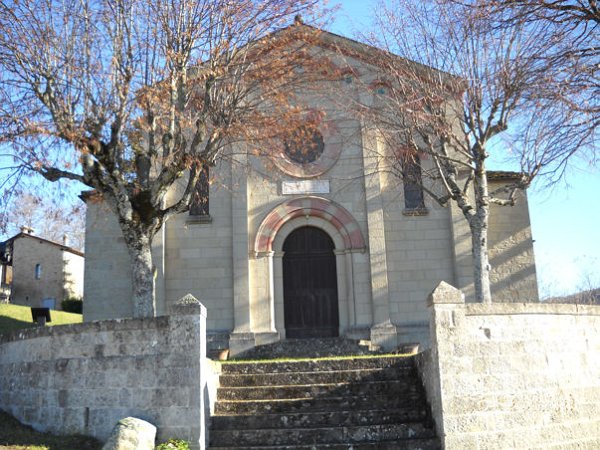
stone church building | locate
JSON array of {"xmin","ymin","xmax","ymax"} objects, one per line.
[{"xmin": 83, "ymin": 25, "xmax": 538, "ymax": 354}]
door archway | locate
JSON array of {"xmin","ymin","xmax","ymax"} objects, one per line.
[{"xmin": 282, "ymin": 226, "xmax": 339, "ymax": 338}]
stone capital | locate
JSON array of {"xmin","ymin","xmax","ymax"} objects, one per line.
[
  {"xmin": 172, "ymin": 294, "xmax": 207, "ymax": 317},
  {"xmin": 427, "ymin": 281, "xmax": 465, "ymax": 307}
]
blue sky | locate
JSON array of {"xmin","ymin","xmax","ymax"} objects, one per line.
[{"xmin": 331, "ymin": 0, "xmax": 599, "ymax": 298}]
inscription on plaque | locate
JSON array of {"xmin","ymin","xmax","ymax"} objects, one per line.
[{"xmin": 282, "ymin": 180, "xmax": 330, "ymax": 195}]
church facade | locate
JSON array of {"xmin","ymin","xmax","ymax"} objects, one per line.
[{"xmin": 83, "ymin": 28, "xmax": 538, "ymax": 354}]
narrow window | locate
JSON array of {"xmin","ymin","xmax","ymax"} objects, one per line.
[
  {"xmin": 402, "ymin": 155, "xmax": 425, "ymax": 210},
  {"xmin": 35, "ymin": 263, "xmax": 41, "ymax": 280},
  {"xmin": 190, "ymin": 164, "xmax": 210, "ymax": 216}
]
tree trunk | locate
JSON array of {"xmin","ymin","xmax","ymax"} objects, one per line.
[
  {"xmin": 125, "ymin": 233, "xmax": 156, "ymax": 318},
  {"xmin": 470, "ymin": 154, "xmax": 493, "ymax": 304},
  {"xmin": 471, "ymin": 217, "xmax": 492, "ymax": 303}
]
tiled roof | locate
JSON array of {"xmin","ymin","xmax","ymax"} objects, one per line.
[{"xmin": 0, "ymin": 232, "xmax": 84, "ymax": 259}]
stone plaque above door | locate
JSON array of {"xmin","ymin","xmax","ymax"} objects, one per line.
[{"xmin": 282, "ymin": 180, "xmax": 330, "ymax": 195}]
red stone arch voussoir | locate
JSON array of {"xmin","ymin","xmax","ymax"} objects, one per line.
[{"xmin": 254, "ymin": 197, "xmax": 365, "ymax": 253}]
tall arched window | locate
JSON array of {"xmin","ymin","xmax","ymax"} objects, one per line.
[
  {"xmin": 190, "ymin": 164, "xmax": 210, "ymax": 217},
  {"xmin": 402, "ymin": 155, "xmax": 425, "ymax": 211},
  {"xmin": 34, "ymin": 263, "xmax": 41, "ymax": 280}
]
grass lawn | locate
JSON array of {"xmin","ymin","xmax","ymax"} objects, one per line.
[
  {"xmin": 0, "ymin": 411, "xmax": 101, "ymax": 450},
  {"xmin": 0, "ymin": 304, "xmax": 82, "ymax": 334}
]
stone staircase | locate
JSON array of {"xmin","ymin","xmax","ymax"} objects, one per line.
[
  {"xmin": 229, "ymin": 338, "xmax": 387, "ymax": 360},
  {"xmin": 209, "ymin": 355, "xmax": 440, "ymax": 449}
]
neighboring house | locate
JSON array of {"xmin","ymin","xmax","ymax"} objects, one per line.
[
  {"xmin": 0, "ymin": 227, "xmax": 84, "ymax": 309},
  {"xmin": 83, "ymin": 24, "xmax": 538, "ymax": 352}
]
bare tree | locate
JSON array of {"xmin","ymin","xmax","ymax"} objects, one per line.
[
  {"xmin": 461, "ymin": 0, "xmax": 599, "ymax": 132},
  {"xmin": 353, "ymin": 0, "xmax": 596, "ymax": 302},
  {"xmin": 0, "ymin": 187, "xmax": 85, "ymax": 251},
  {"xmin": 0, "ymin": 0, "xmax": 323, "ymax": 317}
]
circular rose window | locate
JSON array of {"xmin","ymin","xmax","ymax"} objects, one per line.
[
  {"xmin": 284, "ymin": 126, "xmax": 325, "ymax": 164},
  {"xmin": 272, "ymin": 120, "xmax": 342, "ymax": 178}
]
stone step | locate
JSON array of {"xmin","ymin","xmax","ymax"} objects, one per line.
[
  {"xmin": 210, "ymin": 423, "xmax": 435, "ymax": 446},
  {"xmin": 221, "ymin": 356, "xmax": 413, "ymax": 374},
  {"xmin": 214, "ymin": 393, "xmax": 426, "ymax": 415},
  {"xmin": 210, "ymin": 439, "xmax": 441, "ymax": 450},
  {"xmin": 219, "ymin": 367, "xmax": 415, "ymax": 387},
  {"xmin": 210, "ymin": 354, "xmax": 440, "ymax": 449},
  {"xmin": 211, "ymin": 408, "xmax": 429, "ymax": 430},
  {"xmin": 209, "ymin": 423, "xmax": 436, "ymax": 447},
  {"xmin": 229, "ymin": 338, "xmax": 385, "ymax": 360},
  {"xmin": 217, "ymin": 380, "xmax": 420, "ymax": 401}
]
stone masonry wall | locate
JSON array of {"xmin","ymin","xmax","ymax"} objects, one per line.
[
  {"xmin": 417, "ymin": 282, "xmax": 600, "ymax": 449},
  {"xmin": 487, "ymin": 182, "xmax": 538, "ymax": 302},
  {"xmin": 0, "ymin": 302, "xmax": 208, "ymax": 449},
  {"xmin": 83, "ymin": 201, "xmax": 133, "ymax": 320},
  {"xmin": 164, "ymin": 158, "xmax": 234, "ymax": 331},
  {"xmin": 448, "ymin": 181, "xmax": 538, "ymax": 304}
]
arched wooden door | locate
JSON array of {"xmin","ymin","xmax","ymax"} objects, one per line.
[{"xmin": 282, "ymin": 226, "xmax": 339, "ymax": 338}]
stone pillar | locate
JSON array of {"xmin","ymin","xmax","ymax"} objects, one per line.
[
  {"xmin": 345, "ymin": 251, "xmax": 356, "ymax": 328},
  {"xmin": 361, "ymin": 125, "xmax": 396, "ymax": 349},
  {"xmin": 427, "ymin": 281, "xmax": 465, "ymax": 352},
  {"xmin": 266, "ymin": 251, "xmax": 277, "ymax": 332},
  {"xmin": 250, "ymin": 252, "xmax": 280, "ymax": 349},
  {"xmin": 172, "ymin": 294, "xmax": 207, "ymax": 450},
  {"xmin": 273, "ymin": 251, "xmax": 285, "ymax": 337},
  {"xmin": 229, "ymin": 153, "xmax": 254, "ymax": 356},
  {"xmin": 424, "ymin": 281, "xmax": 465, "ymax": 444},
  {"xmin": 334, "ymin": 249, "xmax": 349, "ymax": 333}
]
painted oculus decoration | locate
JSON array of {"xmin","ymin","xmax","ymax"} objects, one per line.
[
  {"xmin": 273, "ymin": 120, "xmax": 342, "ymax": 179},
  {"xmin": 284, "ymin": 126, "xmax": 325, "ymax": 164}
]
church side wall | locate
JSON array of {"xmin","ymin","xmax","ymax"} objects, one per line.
[
  {"xmin": 163, "ymin": 159, "xmax": 234, "ymax": 331},
  {"xmin": 487, "ymin": 181, "xmax": 538, "ymax": 301},
  {"xmin": 379, "ymin": 168, "xmax": 455, "ymax": 336},
  {"xmin": 448, "ymin": 180, "xmax": 539, "ymax": 303},
  {"xmin": 420, "ymin": 283, "xmax": 600, "ymax": 449},
  {"xmin": 83, "ymin": 201, "xmax": 133, "ymax": 320},
  {"xmin": 450, "ymin": 180, "xmax": 539, "ymax": 302}
]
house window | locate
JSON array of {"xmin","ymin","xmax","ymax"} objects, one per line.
[
  {"xmin": 402, "ymin": 155, "xmax": 425, "ymax": 211},
  {"xmin": 190, "ymin": 164, "xmax": 210, "ymax": 217},
  {"xmin": 34, "ymin": 263, "xmax": 41, "ymax": 280}
]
